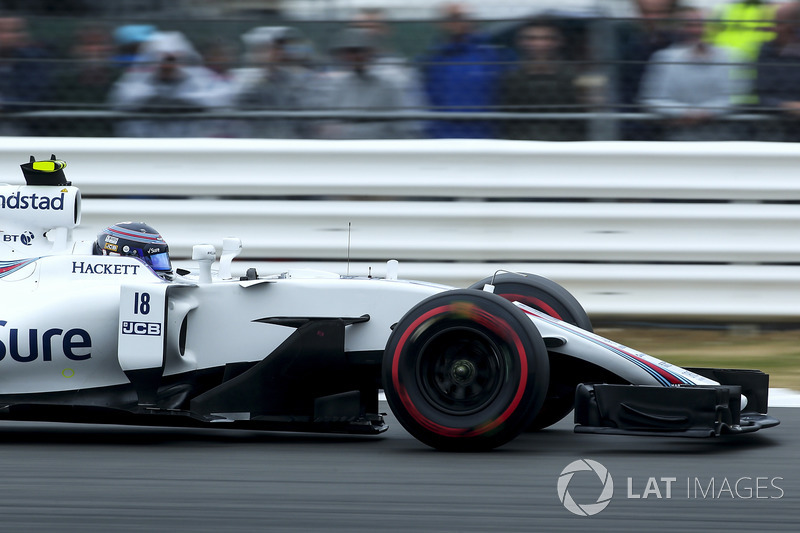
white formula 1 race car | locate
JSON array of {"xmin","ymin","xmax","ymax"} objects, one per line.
[{"xmin": 0, "ymin": 157, "xmax": 779, "ymax": 451}]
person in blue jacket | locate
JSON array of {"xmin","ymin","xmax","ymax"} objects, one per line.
[{"xmin": 419, "ymin": 3, "xmax": 511, "ymax": 138}]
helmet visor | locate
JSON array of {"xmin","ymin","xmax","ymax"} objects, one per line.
[{"xmin": 146, "ymin": 252, "xmax": 172, "ymax": 272}]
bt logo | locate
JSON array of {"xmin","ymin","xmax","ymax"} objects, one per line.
[{"xmin": 3, "ymin": 231, "xmax": 36, "ymax": 246}]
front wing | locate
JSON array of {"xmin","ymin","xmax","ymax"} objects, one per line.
[{"xmin": 574, "ymin": 368, "xmax": 779, "ymax": 437}]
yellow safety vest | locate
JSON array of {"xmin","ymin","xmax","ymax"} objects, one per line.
[{"xmin": 707, "ymin": 2, "xmax": 777, "ymax": 61}]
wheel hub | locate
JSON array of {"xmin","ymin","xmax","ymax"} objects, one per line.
[
  {"xmin": 415, "ymin": 327, "xmax": 505, "ymax": 416},
  {"xmin": 451, "ymin": 359, "xmax": 476, "ymax": 385}
]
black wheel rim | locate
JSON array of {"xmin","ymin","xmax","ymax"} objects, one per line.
[{"xmin": 415, "ymin": 327, "xmax": 505, "ymax": 416}]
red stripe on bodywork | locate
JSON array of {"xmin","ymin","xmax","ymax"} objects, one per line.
[
  {"xmin": 519, "ymin": 306, "xmax": 684, "ymax": 385},
  {"xmin": 0, "ymin": 260, "xmax": 33, "ymax": 277}
]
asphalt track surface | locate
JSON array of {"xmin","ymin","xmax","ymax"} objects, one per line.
[{"xmin": 0, "ymin": 406, "xmax": 796, "ymax": 533}]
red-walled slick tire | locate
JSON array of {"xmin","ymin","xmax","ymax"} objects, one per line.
[
  {"xmin": 382, "ymin": 290, "xmax": 549, "ymax": 451},
  {"xmin": 469, "ymin": 273, "xmax": 592, "ymax": 331}
]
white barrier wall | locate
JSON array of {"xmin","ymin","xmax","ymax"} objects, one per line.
[
  {"xmin": 3, "ymin": 137, "xmax": 800, "ymax": 199},
  {"xmin": 1, "ymin": 138, "xmax": 799, "ymax": 322}
]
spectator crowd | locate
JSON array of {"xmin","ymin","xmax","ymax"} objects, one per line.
[{"xmin": 2, "ymin": 0, "xmax": 800, "ymax": 141}]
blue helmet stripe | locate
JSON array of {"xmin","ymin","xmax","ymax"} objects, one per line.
[{"xmin": 107, "ymin": 225, "xmax": 166, "ymax": 245}]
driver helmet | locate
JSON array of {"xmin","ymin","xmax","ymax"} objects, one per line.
[{"xmin": 93, "ymin": 222, "xmax": 173, "ymax": 280}]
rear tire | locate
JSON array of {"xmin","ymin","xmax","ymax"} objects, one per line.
[
  {"xmin": 469, "ymin": 273, "xmax": 591, "ymax": 430},
  {"xmin": 469, "ymin": 273, "xmax": 592, "ymax": 331},
  {"xmin": 383, "ymin": 290, "xmax": 549, "ymax": 451}
]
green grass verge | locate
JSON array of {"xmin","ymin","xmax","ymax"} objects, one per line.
[{"xmin": 593, "ymin": 327, "xmax": 800, "ymax": 391}]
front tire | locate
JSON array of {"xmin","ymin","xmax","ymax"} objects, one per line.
[{"xmin": 383, "ymin": 290, "xmax": 549, "ymax": 451}]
